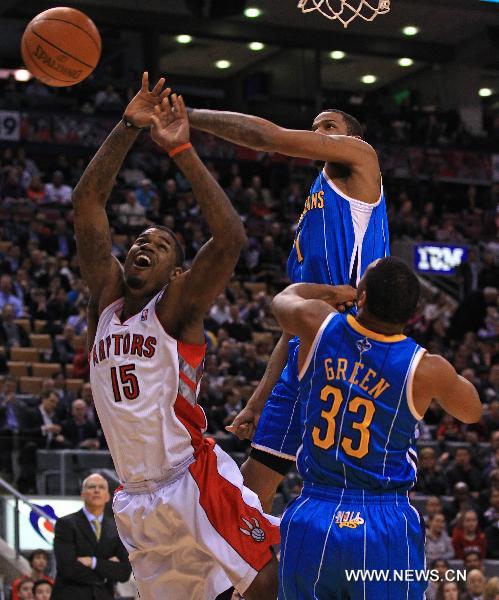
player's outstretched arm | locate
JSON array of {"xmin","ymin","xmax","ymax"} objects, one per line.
[
  {"xmin": 413, "ymin": 354, "xmax": 482, "ymax": 424},
  {"xmin": 188, "ymin": 108, "xmax": 377, "ymax": 168},
  {"xmin": 73, "ymin": 72, "xmax": 169, "ymax": 308},
  {"xmin": 272, "ymin": 283, "xmax": 356, "ymax": 355},
  {"xmin": 151, "ymin": 95, "xmax": 247, "ymax": 332}
]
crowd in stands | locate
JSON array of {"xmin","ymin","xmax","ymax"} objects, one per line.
[{"xmin": 0, "ymin": 73, "xmax": 497, "ymax": 599}]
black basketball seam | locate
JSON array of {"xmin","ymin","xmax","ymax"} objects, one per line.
[
  {"xmin": 30, "ymin": 29, "xmax": 95, "ymax": 69},
  {"xmin": 22, "ymin": 35, "xmax": 75, "ymax": 83},
  {"xmin": 33, "ymin": 16, "xmax": 101, "ymax": 51}
]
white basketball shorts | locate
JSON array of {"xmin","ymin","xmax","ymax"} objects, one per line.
[{"xmin": 113, "ymin": 438, "xmax": 280, "ymax": 600}]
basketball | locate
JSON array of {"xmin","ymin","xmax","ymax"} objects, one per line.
[{"xmin": 21, "ymin": 7, "xmax": 101, "ymax": 87}]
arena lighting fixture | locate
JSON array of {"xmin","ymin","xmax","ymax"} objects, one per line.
[
  {"xmin": 249, "ymin": 42, "xmax": 265, "ymax": 51},
  {"xmin": 215, "ymin": 60, "xmax": 232, "ymax": 69},
  {"xmin": 478, "ymin": 88, "xmax": 493, "ymax": 97},
  {"xmin": 402, "ymin": 25, "xmax": 419, "ymax": 36},
  {"xmin": 244, "ymin": 7, "xmax": 262, "ymax": 18},
  {"xmin": 398, "ymin": 57, "xmax": 414, "ymax": 67},
  {"xmin": 14, "ymin": 69, "xmax": 31, "ymax": 81},
  {"xmin": 176, "ymin": 34, "xmax": 192, "ymax": 44},
  {"xmin": 361, "ymin": 74, "xmax": 377, "ymax": 84},
  {"xmin": 330, "ymin": 50, "xmax": 346, "ymax": 60}
]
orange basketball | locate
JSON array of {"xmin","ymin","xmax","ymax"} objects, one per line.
[{"xmin": 21, "ymin": 7, "xmax": 101, "ymax": 87}]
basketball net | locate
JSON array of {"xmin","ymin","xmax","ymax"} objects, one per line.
[{"xmin": 297, "ymin": 0, "xmax": 390, "ymax": 28}]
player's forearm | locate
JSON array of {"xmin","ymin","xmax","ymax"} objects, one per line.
[
  {"xmin": 245, "ymin": 332, "xmax": 291, "ymax": 412},
  {"xmin": 278, "ymin": 282, "xmax": 339, "ymax": 302},
  {"xmin": 172, "ymin": 147, "xmax": 246, "ymax": 248},
  {"xmin": 73, "ymin": 120, "xmax": 140, "ymax": 209},
  {"xmin": 188, "ymin": 108, "xmax": 278, "ymax": 152}
]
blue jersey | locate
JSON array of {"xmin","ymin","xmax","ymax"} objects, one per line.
[
  {"xmin": 297, "ymin": 312, "xmax": 426, "ymax": 492},
  {"xmin": 287, "ymin": 169, "xmax": 390, "ymax": 287}
]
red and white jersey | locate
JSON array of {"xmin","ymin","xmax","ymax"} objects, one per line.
[{"xmin": 89, "ymin": 290, "xmax": 207, "ymax": 484}]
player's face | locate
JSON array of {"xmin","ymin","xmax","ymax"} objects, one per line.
[
  {"xmin": 124, "ymin": 228, "xmax": 181, "ymax": 295},
  {"xmin": 312, "ymin": 112, "xmax": 349, "ymax": 137}
]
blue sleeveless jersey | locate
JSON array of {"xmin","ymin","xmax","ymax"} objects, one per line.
[
  {"xmin": 297, "ymin": 313, "xmax": 426, "ymax": 492},
  {"xmin": 288, "ymin": 169, "xmax": 390, "ymax": 286}
]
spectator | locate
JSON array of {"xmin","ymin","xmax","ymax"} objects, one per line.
[
  {"xmin": 484, "ymin": 577, "xmax": 499, "ymax": 600},
  {"xmin": 135, "ymin": 178, "xmax": 158, "ymax": 211},
  {"xmin": 424, "ymin": 496, "xmax": 444, "ymax": 526},
  {"xmin": 52, "ymin": 473, "xmax": 132, "ymax": 599},
  {"xmin": 483, "ymin": 487, "xmax": 499, "ymax": 528},
  {"xmin": 33, "ymin": 579, "xmax": 53, "ymax": 600},
  {"xmin": 446, "ymin": 447, "xmax": 482, "ymax": 493},
  {"xmin": 415, "ymin": 447, "xmax": 448, "ymax": 495},
  {"xmin": 485, "ymin": 520, "xmax": 499, "ymax": 559},
  {"xmin": 435, "ymin": 580, "xmax": 460, "ymax": 600},
  {"xmin": 426, "ymin": 559, "xmax": 450, "ymax": 600},
  {"xmin": 437, "ymin": 414, "xmax": 464, "ymax": 443},
  {"xmin": 461, "ymin": 569, "xmax": 486, "ymax": 600},
  {"xmin": 18, "ymin": 390, "xmax": 68, "ymax": 493},
  {"xmin": 11, "ymin": 549, "xmax": 53, "ymax": 600},
  {"xmin": 0, "ymin": 304, "xmax": 29, "ymax": 347},
  {"xmin": 52, "ymin": 324, "xmax": 76, "ymax": 364},
  {"xmin": 464, "ymin": 550, "xmax": 485, "ymax": 574},
  {"xmin": 426, "ymin": 513, "xmax": 454, "ymax": 563},
  {"xmin": 116, "ymin": 191, "xmax": 147, "ymax": 230},
  {"xmin": 61, "ymin": 399, "xmax": 99, "ymax": 450},
  {"xmin": 94, "ymin": 84, "xmax": 121, "ymax": 111},
  {"xmin": 15, "ymin": 579, "xmax": 34, "ymax": 600},
  {"xmin": 208, "ymin": 294, "xmax": 231, "ymax": 326},
  {"xmin": 0, "ymin": 382, "xmax": 23, "ymax": 477},
  {"xmin": 26, "ymin": 175, "xmax": 47, "ymax": 204},
  {"xmin": 45, "ymin": 171, "xmax": 73, "ymax": 205},
  {"xmin": 452, "ymin": 510, "xmax": 487, "ymax": 559},
  {"xmin": 0, "ymin": 274, "xmax": 24, "ymax": 316}
]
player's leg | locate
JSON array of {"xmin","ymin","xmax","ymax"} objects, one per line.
[
  {"xmin": 242, "ymin": 552, "xmax": 278, "ymax": 600},
  {"xmin": 248, "ymin": 338, "xmax": 302, "ymax": 512},
  {"xmin": 278, "ymin": 493, "xmax": 341, "ymax": 599},
  {"xmin": 181, "ymin": 440, "xmax": 280, "ymax": 599},
  {"xmin": 240, "ymin": 453, "xmax": 291, "ymax": 513}
]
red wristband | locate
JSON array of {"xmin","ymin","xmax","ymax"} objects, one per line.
[{"xmin": 168, "ymin": 142, "xmax": 192, "ymax": 158}]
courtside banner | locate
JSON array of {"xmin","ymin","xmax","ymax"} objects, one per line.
[
  {"xmin": 3, "ymin": 496, "xmax": 82, "ymax": 550},
  {"xmin": 414, "ymin": 243, "xmax": 468, "ymax": 275}
]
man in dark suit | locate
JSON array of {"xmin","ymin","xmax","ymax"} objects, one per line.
[
  {"xmin": 61, "ymin": 399, "xmax": 100, "ymax": 449},
  {"xmin": 53, "ymin": 473, "xmax": 131, "ymax": 600}
]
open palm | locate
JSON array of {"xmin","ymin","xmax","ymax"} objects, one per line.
[
  {"xmin": 150, "ymin": 94, "xmax": 190, "ymax": 152},
  {"xmin": 124, "ymin": 72, "xmax": 170, "ymax": 129}
]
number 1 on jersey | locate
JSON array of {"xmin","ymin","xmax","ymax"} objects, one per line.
[{"xmin": 110, "ymin": 364, "xmax": 140, "ymax": 402}]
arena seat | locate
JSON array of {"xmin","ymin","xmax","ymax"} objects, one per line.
[
  {"xmin": 10, "ymin": 347, "xmax": 40, "ymax": 362},
  {"xmin": 19, "ymin": 376, "xmax": 43, "ymax": 394},
  {"xmin": 484, "ymin": 560, "xmax": 499, "ymax": 578},
  {"xmin": 410, "ymin": 494, "xmax": 428, "ymax": 515},
  {"xmin": 13, "ymin": 319, "xmax": 31, "ymax": 335},
  {"xmin": 416, "ymin": 440, "xmax": 440, "ymax": 452},
  {"xmin": 29, "ymin": 334, "xmax": 52, "ymax": 350},
  {"xmin": 33, "ymin": 320, "xmax": 48, "ymax": 333},
  {"xmin": 32, "ymin": 362, "xmax": 62, "ymax": 377},
  {"xmin": 73, "ymin": 450, "xmax": 114, "ymax": 473},
  {"xmin": 66, "ymin": 378, "xmax": 84, "ymax": 393},
  {"xmin": 7, "ymin": 361, "xmax": 29, "ymax": 376},
  {"xmin": 445, "ymin": 441, "xmax": 471, "ymax": 454},
  {"xmin": 36, "ymin": 450, "xmax": 80, "ymax": 495}
]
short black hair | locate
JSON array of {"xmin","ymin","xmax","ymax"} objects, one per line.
[
  {"xmin": 140, "ymin": 226, "xmax": 185, "ymax": 268},
  {"xmin": 364, "ymin": 257, "xmax": 420, "ymax": 324},
  {"xmin": 33, "ymin": 579, "xmax": 53, "ymax": 593},
  {"xmin": 321, "ymin": 109, "xmax": 364, "ymax": 138},
  {"xmin": 29, "ymin": 549, "xmax": 49, "ymax": 564}
]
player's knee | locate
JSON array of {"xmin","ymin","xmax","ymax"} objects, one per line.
[{"xmin": 242, "ymin": 556, "xmax": 278, "ymax": 600}]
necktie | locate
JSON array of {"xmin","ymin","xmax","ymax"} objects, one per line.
[{"xmin": 92, "ymin": 518, "xmax": 101, "ymax": 541}]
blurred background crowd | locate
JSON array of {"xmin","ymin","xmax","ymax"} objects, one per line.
[{"xmin": 0, "ymin": 69, "xmax": 497, "ymax": 600}]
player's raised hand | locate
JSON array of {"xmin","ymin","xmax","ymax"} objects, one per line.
[
  {"xmin": 226, "ymin": 405, "xmax": 260, "ymax": 440},
  {"xmin": 123, "ymin": 71, "xmax": 171, "ymax": 129},
  {"xmin": 150, "ymin": 94, "xmax": 190, "ymax": 153}
]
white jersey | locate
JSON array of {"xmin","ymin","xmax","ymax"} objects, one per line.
[{"xmin": 89, "ymin": 290, "xmax": 207, "ymax": 484}]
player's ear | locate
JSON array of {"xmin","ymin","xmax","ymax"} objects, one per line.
[
  {"xmin": 357, "ymin": 289, "xmax": 366, "ymax": 308},
  {"xmin": 170, "ymin": 266, "xmax": 183, "ymax": 279}
]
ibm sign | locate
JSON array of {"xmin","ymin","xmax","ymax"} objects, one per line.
[{"xmin": 414, "ymin": 244, "xmax": 468, "ymax": 276}]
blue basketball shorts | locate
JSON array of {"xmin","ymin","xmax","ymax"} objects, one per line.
[
  {"xmin": 279, "ymin": 485, "xmax": 427, "ymax": 600},
  {"xmin": 252, "ymin": 337, "xmax": 301, "ymax": 460}
]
